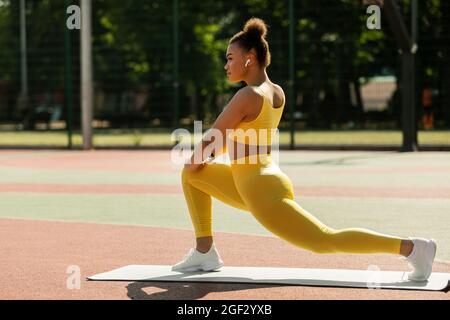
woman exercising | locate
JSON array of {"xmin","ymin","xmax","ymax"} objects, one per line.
[{"xmin": 172, "ymin": 17, "xmax": 437, "ymax": 281}]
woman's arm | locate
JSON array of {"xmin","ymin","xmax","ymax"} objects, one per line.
[{"xmin": 184, "ymin": 86, "xmax": 260, "ymax": 171}]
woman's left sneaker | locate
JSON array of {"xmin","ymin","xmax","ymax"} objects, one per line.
[{"xmin": 171, "ymin": 244, "xmax": 224, "ymax": 272}]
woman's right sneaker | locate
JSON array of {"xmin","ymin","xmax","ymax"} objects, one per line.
[
  {"xmin": 400, "ymin": 237, "xmax": 437, "ymax": 281},
  {"xmin": 171, "ymin": 244, "xmax": 224, "ymax": 272}
]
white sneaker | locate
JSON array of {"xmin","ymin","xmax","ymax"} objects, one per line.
[
  {"xmin": 400, "ymin": 237, "xmax": 437, "ymax": 281},
  {"xmin": 171, "ymin": 244, "xmax": 224, "ymax": 272}
]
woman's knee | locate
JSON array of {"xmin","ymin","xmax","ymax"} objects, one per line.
[{"xmin": 308, "ymin": 228, "xmax": 337, "ymax": 254}]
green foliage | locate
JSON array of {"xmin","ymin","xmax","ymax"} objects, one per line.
[
  {"xmin": 0, "ymin": 0, "xmax": 447, "ymax": 127},
  {"xmin": 0, "ymin": 1, "xmax": 15, "ymax": 82}
]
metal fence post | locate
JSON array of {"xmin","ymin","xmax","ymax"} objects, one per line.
[
  {"xmin": 81, "ymin": 0, "xmax": 93, "ymax": 150},
  {"xmin": 20, "ymin": 0, "xmax": 29, "ymax": 128},
  {"xmin": 65, "ymin": 0, "xmax": 74, "ymax": 149},
  {"xmin": 288, "ymin": 0, "xmax": 295, "ymax": 149},
  {"xmin": 173, "ymin": 0, "xmax": 180, "ymax": 131}
]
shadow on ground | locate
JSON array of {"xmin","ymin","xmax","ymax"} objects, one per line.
[
  {"xmin": 126, "ymin": 281, "xmax": 283, "ymax": 300},
  {"xmin": 125, "ymin": 279, "xmax": 450, "ymax": 300}
]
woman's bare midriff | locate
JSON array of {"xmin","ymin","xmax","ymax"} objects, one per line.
[{"xmin": 228, "ymin": 140, "xmax": 271, "ymax": 161}]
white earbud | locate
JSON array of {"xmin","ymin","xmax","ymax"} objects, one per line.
[{"xmin": 245, "ymin": 59, "xmax": 250, "ymax": 67}]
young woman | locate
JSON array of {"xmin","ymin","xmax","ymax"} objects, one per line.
[{"xmin": 172, "ymin": 18, "xmax": 437, "ymax": 281}]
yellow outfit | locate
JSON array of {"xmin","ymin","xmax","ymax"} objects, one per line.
[{"xmin": 181, "ymin": 86, "xmax": 402, "ymax": 255}]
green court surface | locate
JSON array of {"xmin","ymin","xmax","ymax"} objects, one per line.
[{"xmin": 1, "ymin": 150, "xmax": 449, "ymax": 261}]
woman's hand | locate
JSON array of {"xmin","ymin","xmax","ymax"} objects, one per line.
[
  {"xmin": 184, "ymin": 139, "xmax": 215, "ymax": 173},
  {"xmin": 183, "ymin": 153, "xmax": 213, "ymax": 173}
]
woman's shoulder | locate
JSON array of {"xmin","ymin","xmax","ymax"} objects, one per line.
[
  {"xmin": 273, "ymin": 83, "xmax": 285, "ymax": 95},
  {"xmin": 234, "ymin": 86, "xmax": 265, "ymax": 105},
  {"xmin": 225, "ymin": 86, "xmax": 264, "ymax": 119},
  {"xmin": 272, "ymin": 83, "xmax": 285, "ymax": 97},
  {"xmin": 232, "ymin": 83, "xmax": 284, "ymax": 107},
  {"xmin": 269, "ymin": 83, "xmax": 285, "ymax": 107},
  {"xmin": 238, "ymin": 85, "xmax": 263, "ymax": 96}
]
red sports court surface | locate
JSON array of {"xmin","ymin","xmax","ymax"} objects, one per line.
[{"xmin": 1, "ymin": 150, "xmax": 449, "ymax": 299}]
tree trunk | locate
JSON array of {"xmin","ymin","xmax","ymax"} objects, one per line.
[
  {"xmin": 308, "ymin": 44, "xmax": 323, "ymax": 128},
  {"xmin": 441, "ymin": 1, "xmax": 450, "ymax": 127}
]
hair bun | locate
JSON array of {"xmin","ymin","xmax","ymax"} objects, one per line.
[{"xmin": 243, "ymin": 17, "xmax": 268, "ymax": 39}]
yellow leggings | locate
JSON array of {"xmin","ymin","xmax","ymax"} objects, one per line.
[{"xmin": 181, "ymin": 154, "xmax": 402, "ymax": 255}]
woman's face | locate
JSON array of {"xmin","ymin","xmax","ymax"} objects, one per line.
[{"xmin": 224, "ymin": 42, "xmax": 248, "ymax": 83}]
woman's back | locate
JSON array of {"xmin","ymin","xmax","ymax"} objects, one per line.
[
  {"xmin": 242, "ymin": 82, "xmax": 285, "ymax": 123},
  {"xmin": 229, "ymin": 82, "xmax": 285, "ymax": 148}
]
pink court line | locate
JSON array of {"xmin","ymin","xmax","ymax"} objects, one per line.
[
  {"xmin": 2, "ymin": 157, "xmax": 450, "ymax": 174},
  {"xmin": 1, "ymin": 183, "xmax": 450, "ymax": 199},
  {"xmin": 1, "ymin": 152, "xmax": 450, "ymax": 174}
]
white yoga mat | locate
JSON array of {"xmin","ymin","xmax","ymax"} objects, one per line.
[{"xmin": 87, "ymin": 265, "xmax": 450, "ymax": 291}]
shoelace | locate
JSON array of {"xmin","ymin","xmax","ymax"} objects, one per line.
[{"xmin": 182, "ymin": 248, "xmax": 196, "ymax": 263}]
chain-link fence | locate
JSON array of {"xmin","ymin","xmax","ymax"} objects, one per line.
[{"xmin": 0, "ymin": 0, "xmax": 449, "ymax": 148}]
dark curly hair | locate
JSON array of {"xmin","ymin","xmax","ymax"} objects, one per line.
[{"xmin": 229, "ymin": 17, "xmax": 271, "ymax": 68}]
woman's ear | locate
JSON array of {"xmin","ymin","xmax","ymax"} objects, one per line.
[{"xmin": 246, "ymin": 51, "xmax": 257, "ymax": 66}]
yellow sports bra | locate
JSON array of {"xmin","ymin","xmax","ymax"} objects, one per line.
[{"xmin": 228, "ymin": 87, "xmax": 285, "ymax": 146}]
